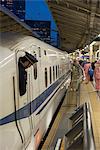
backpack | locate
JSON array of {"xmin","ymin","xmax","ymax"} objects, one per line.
[{"xmin": 88, "ymin": 67, "xmax": 94, "ymax": 77}]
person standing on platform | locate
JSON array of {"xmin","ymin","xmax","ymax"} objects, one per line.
[
  {"xmin": 89, "ymin": 62, "xmax": 95, "ymax": 81},
  {"xmin": 90, "ymin": 61, "xmax": 97, "ymax": 82},
  {"xmin": 94, "ymin": 60, "xmax": 100, "ymax": 97},
  {"xmin": 84, "ymin": 62, "xmax": 91, "ymax": 83},
  {"xmin": 91, "ymin": 61, "xmax": 97, "ymax": 70}
]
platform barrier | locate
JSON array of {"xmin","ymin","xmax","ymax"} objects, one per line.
[{"xmin": 58, "ymin": 103, "xmax": 95, "ymax": 150}]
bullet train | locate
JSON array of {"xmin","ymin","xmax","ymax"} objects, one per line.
[{"xmin": 0, "ymin": 32, "xmax": 71, "ymax": 150}]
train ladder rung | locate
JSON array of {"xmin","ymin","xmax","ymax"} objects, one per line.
[{"xmin": 69, "ymin": 105, "xmax": 84, "ymax": 122}]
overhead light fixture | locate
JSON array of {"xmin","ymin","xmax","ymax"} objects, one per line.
[
  {"xmin": 90, "ymin": 41, "xmax": 96, "ymax": 46},
  {"xmin": 86, "ymin": 45, "xmax": 88, "ymax": 48},
  {"xmin": 98, "ymin": 34, "xmax": 100, "ymax": 37}
]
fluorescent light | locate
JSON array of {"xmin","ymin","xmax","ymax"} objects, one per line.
[
  {"xmin": 98, "ymin": 34, "xmax": 100, "ymax": 37},
  {"xmin": 90, "ymin": 41, "xmax": 96, "ymax": 46}
]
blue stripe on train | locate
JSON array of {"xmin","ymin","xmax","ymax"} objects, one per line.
[{"xmin": 0, "ymin": 71, "xmax": 70, "ymax": 125}]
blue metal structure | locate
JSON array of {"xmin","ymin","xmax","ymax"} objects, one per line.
[
  {"xmin": 25, "ymin": 0, "xmax": 59, "ymax": 47},
  {"xmin": 0, "ymin": 0, "xmax": 59, "ymax": 47}
]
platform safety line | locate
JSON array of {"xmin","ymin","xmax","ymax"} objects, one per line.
[{"xmin": 80, "ymin": 91, "xmax": 97, "ymax": 94}]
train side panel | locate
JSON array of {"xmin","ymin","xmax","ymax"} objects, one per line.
[
  {"xmin": 0, "ymin": 47, "xmax": 22, "ymax": 150},
  {"xmin": 0, "ymin": 35, "xmax": 71, "ymax": 150}
]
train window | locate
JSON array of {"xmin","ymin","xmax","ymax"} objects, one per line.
[
  {"xmin": 34, "ymin": 53, "xmax": 37, "ymax": 59},
  {"xmin": 38, "ymin": 47, "xmax": 41, "ymax": 57},
  {"xmin": 97, "ymin": 52, "xmax": 99, "ymax": 58},
  {"xmin": 18, "ymin": 53, "xmax": 38, "ymax": 96},
  {"xmin": 34, "ymin": 63, "xmax": 37, "ymax": 80},
  {"xmin": 49, "ymin": 67, "xmax": 52, "ymax": 84},
  {"xmin": 53, "ymin": 66, "xmax": 55, "ymax": 81},
  {"xmin": 56, "ymin": 65, "xmax": 57, "ymax": 79},
  {"xmin": 45, "ymin": 68, "xmax": 48, "ymax": 87},
  {"xmin": 18, "ymin": 58, "xmax": 27, "ymax": 96},
  {"xmin": 58, "ymin": 65, "xmax": 59, "ymax": 77},
  {"xmin": 44, "ymin": 50, "xmax": 46, "ymax": 55}
]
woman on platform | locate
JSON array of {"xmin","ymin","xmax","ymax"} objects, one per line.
[
  {"xmin": 84, "ymin": 62, "xmax": 91, "ymax": 83},
  {"xmin": 94, "ymin": 60, "xmax": 100, "ymax": 97}
]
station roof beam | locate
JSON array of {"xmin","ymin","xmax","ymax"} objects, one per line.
[{"xmin": 47, "ymin": 0, "xmax": 100, "ymax": 53}]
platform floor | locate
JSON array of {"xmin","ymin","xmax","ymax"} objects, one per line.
[
  {"xmin": 40, "ymin": 62, "xmax": 100, "ymax": 150},
  {"xmin": 40, "ymin": 81, "xmax": 100, "ymax": 150},
  {"xmin": 41, "ymin": 97, "xmax": 76, "ymax": 150}
]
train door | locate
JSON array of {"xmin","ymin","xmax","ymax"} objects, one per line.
[
  {"xmin": 16, "ymin": 50, "xmax": 37, "ymax": 147},
  {"xmin": 32, "ymin": 47, "xmax": 40, "ymax": 99},
  {"xmin": 30, "ymin": 46, "xmax": 41, "ymax": 128}
]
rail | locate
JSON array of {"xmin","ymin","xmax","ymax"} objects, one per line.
[{"xmin": 83, "ymin": 103, "xmax": 95, "ymax": 150}]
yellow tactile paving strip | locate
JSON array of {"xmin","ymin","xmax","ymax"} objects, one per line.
[{"xmin": 80, "ymin": 82, "xmax": 100, "ymax": 150}]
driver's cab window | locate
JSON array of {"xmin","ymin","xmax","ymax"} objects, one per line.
[{"xmin": 18, "ymin": 52, "xmax": 38, "ymax": 96}]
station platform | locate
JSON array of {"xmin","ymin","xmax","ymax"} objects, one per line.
[{"xmin": 39, "ymin": 65, "xmax": 100, "ymax": 150}]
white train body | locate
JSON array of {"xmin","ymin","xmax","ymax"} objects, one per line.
[{"xmin": 0, "ymin": 33, "xmax": 71, "ymax": 150}]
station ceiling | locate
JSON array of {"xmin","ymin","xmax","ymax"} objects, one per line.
[{"xmin": 47, "ymin": 0, "xmax": 100, "ymax": 52}]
